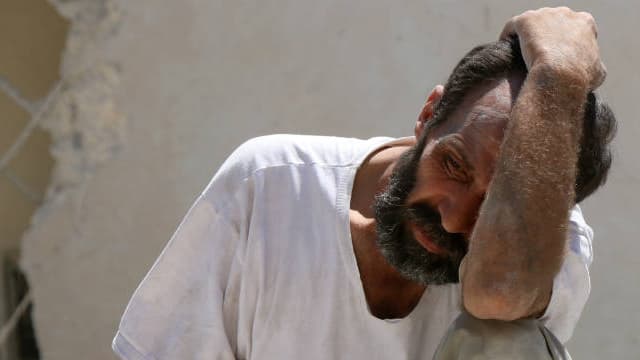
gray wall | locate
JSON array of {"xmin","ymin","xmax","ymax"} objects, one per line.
[{"xmin": 17, "ymin": 0, "xmax": 639, "ymax": 359}]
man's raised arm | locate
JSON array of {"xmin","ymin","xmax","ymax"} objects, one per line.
[{"xmin": 460, "ymin": 7, "xmax": 606, "ymax": 320}]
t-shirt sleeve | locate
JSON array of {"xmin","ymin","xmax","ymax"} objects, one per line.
[
  {"xmin": 539, "ymin": 205, "xmax": 594, "ymax": 343},
  {"xmin": 112, "ymin": 194, "xmax": 242, "ymax": 360}
]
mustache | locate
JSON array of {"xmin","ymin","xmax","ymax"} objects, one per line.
[{"xmin": 405, "ymin": 203, "xmax": 468, "ymax": 258}]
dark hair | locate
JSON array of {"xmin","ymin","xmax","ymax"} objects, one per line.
[{"xmin": 428, "ymin": 38, "xmax": 617, "ymax": 203}]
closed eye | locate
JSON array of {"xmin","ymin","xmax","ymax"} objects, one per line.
[
  {"xmin": 442, "ymin": 152, "xmax": 470, "ymax": 184},
  {"xmin": 433, "ymin": 135, "xmax": 473, "ymax": 184}
]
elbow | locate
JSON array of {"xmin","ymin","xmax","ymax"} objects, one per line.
[{"xmin": 462, "ymin": 283, "xmax": 546, "ymax": 321}]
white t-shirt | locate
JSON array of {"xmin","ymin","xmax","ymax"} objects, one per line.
[{"xmin": 113, "ymin": 134, "xmax": 593, "ymax": 360}]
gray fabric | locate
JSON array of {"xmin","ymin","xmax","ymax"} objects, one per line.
[
  {"xmin": 540, "ymin": 326, "xmax": 573, "ymax": 360},
  {"xmin": 433, "ymin": 312, "xmax": 572, "ymax": 360}
]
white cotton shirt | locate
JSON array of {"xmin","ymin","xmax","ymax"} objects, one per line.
[{"xmin": 113, "ymin": 134, "xmax": 593, "ymax": 360}]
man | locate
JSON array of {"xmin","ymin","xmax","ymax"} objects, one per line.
[{"xmin": 113, "ymin": 8, "xmax": 615, "ymax": 359}]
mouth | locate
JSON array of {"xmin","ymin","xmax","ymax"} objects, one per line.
[{"xmin": 408, "ymin": 221, "xmax": 447, "ymax": 256}]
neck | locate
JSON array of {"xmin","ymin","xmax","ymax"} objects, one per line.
[{"xmin": 350, "ymin": 141, "xmax": 426, "ymax": 319}]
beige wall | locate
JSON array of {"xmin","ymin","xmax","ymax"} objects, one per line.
[{"xmin": 2, "ymin": 0, "xmax": 637, "ymax": 359}]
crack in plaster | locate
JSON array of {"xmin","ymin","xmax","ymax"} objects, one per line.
[{"xmin": 21, "ymin": 0, "xmax": 125, "ymax": 232}]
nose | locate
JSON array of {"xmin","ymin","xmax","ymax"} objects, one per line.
[{"xmin": 437, "ymin": 190, "xmax": 484, "ymax": 235}]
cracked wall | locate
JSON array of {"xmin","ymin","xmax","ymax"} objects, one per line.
[
  {"xmin": 4, "ymin": 0, "xmax": 639, "ymax": 359},
  {"xmin": 17, "ymin": 1, "xmax": 124, "ymax": 359}
]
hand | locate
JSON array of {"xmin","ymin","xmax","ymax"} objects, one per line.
[{"xmin": 500, "ymin": 7, "xmax": 606, "ymax": 90}]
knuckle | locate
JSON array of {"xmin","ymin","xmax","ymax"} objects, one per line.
[
  {"xmin": 579, "ymin": 11, "xmax": 595, "ymax": 20},
  {"xmin": 512, "ymin": 15, "xmax": 523, "ymax": 27},
  {"xmin": 535, "ymin": 8, "xmax": 549, "ymax": 16},
  {"xmin": 581, "ymin": 13, "xmax": 596, "ymax": 26},
  {"xmin": 584, "ymin": 16, "xmax": 598, "ymax": 36},
  {"xmin": 600, "ymin": 63, "xmax": 608, "ymax": 78}
]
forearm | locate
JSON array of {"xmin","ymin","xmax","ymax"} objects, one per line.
[{"xmin": 461, "ymin": 66, "xmax": 588, "ymax": 320}]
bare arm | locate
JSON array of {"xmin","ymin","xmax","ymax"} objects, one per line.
[{"xmin": 461, "ymin": 7, "xmax": 605, "ymax": 320}]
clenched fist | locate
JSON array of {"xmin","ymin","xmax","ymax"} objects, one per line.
[{"xmin": 500, "ymin": 7, "xmax": 606, "ymax": 90}]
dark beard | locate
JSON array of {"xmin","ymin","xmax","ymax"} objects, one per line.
[{"xmin": 372, "ymin": 139, "xmax": 468, "ymax": 285}]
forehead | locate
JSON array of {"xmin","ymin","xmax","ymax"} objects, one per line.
[
  {"xmin": 426, "ymin": 76, "xmax": 523, "ymax": 181},
  {"xmin": 430, "ymin": 77, "xmax": 521, "ymax": 140}
]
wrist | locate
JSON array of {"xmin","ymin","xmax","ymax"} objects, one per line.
[{"xmin": 529, "ymin": 62, "xmax": 590, "ymax": 94}]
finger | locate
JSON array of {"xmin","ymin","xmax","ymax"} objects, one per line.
[
  {"xmin": 499, "ymin": 16, "xmax": 517, "ymax": 40},
  {"xmin": 592, "ymin": 61, "xmax": 607, "ymax": 89}
]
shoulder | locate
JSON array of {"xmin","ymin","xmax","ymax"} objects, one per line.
[
  {"xmin": 227, "ymin": 134, "xmax": 378, "ymax": 170},
  {"xmin": 201, "ymin": 134, "xmax": 390, "ymax": 206},
  {"xmin": 214, "ymin": 134, "xmax": 388, "ymax": 184}
]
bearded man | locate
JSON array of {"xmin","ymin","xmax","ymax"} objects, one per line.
[{"xmin": 113, "ymin": 7, "xmax": 616, "ymax": 360}]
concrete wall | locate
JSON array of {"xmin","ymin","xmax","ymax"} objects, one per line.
[{"xmin": 8, "ymin": 0, "xmax": 639, "ymax": 359}]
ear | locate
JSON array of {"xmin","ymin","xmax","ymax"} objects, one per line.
[{"xmin": 415, "ymin": 85, "xmax": 444, "ymax": 138}]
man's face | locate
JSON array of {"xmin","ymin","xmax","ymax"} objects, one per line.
[{"xmin": 373, "ymin": 76, "xmax": 522, "ymax": 285}]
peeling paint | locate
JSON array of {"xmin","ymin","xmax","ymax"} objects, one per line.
[
  {"xmin": 40, "ymin": 64, "xmax": 125, "ymax": 195},
  {"xmin": 21, "ymin": 0, "xmax": 125, "ymax": 237},
  {"xmin": 48, "ymin": 0, "xmax": 122, "ymax": 74}
]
